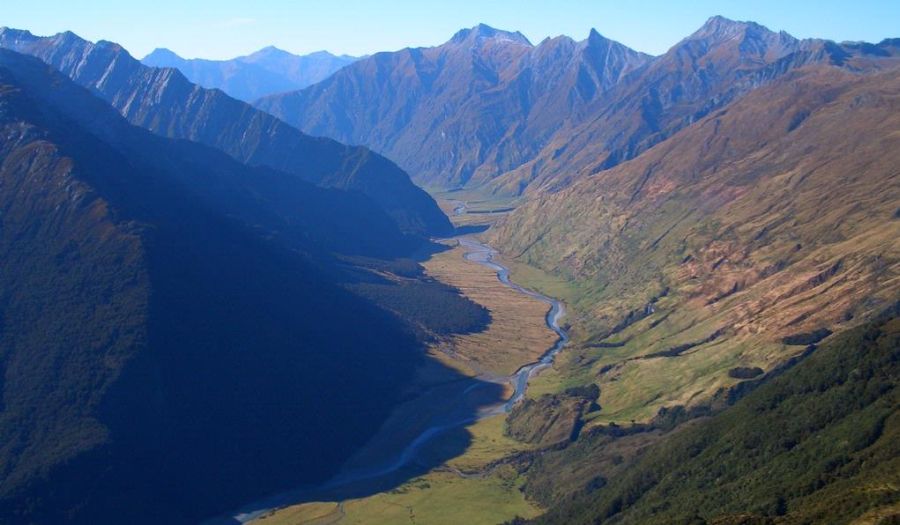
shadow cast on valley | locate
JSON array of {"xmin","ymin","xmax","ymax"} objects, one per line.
[
  {"xmin": 206, "ymin": 370, "xmax": 507, "ymax": 524},
  {"xmin": 454, "ymin": 224, "xmax": 490, "ymax": 236}
]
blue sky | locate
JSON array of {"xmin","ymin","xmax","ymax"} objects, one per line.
[{"xmin": 3, "ymin": 0, "xmax": 899, "ymax": 59}]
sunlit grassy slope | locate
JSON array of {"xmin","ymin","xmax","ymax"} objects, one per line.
[
  {"xmin": 490, "ymin": 67, "xmax": 900, "ymax": 423},
  {"xmin": 530, "ymin": 314, "xmax": 900, "ymax": 524}
]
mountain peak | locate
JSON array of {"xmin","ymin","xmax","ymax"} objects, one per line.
[
  {"xmin": 585, "ymin": 28, "xmax": 616, "ymax": 47},
  {"xmin": 0, "ymin": 27, "xmax": 33, "ymax": 39},
  {"xmin": 692, "ymin": 15, "xmax": 776, "ymax": 41},
  {"xmin": 306, "ymin": 50, "xmax": 337, "ymax": 58},
  {"xmin": 579, "ymin": 28, "xmax": 648, "ymax": 65},
  {"xmin": 703, "ymin": 15, "xmax": 749, "ymax": 30},
  {"xmin": 248, "ymin": 45, "xmax": 293, "ymax": 59},
  {"xmin": 680, "ymin": 14, "xmax": 799, "ymax": 58},
  {"xmin": 449, "ymin": 23, "xmax": 531, "ymax": 46},
  {"xmin": 0, "ymin": 27, "xmax": 38, "ymax": 50},
  {"xmin": 53, "ymin": 30, "xmax": 83, "ymax": 44},
  {"xmin": 143, "ymin": 47, "xmax": 182, "ymax": 63}
]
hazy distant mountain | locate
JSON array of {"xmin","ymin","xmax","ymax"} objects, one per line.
[
  {"xmin": 0, "ymin": 27, "xmax": 452, "ymax": 236},
  {"xmin": 0, "ymin": 48, "xmax": 437, "ymax": 524},
  {"xmin": 142, "ymin": 46, "xmax": 358, "ymax": 101},
  {"xmin": 257, "ymin": 18, "xmax": 899, "ymax": 196},
  {"xmin": 256, "ymin": 23, "xmax": 650, "ymax": 190}
]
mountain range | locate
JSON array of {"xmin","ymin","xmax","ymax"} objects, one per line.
[
  {"xmin": 142, "ymin": 46, "xmax": 357, "ymax": 101},
  {"xmin": 256, "ymin": 18, "xmax": 900, "ymax": 196},
  {"xmin": 252, "ymin": 15, "xmax": 900, "ymax": 523},
  {"xmin": 255, "ymin": 23, "xmax": 650, "ymax": 191},
  {"xmin": 0, "ymin": 25, "xmax": 500, "ymax": 522},
  {"xmin": 0, "ymin": 14, "xmax": 898, "ymax": 525},
  {"xmin": 0, "ymin": 27, "xmax": 451, "ymax": 237}
]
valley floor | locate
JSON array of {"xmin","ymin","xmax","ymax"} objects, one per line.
[
  {"xmin": 247, "ymin": 198, "xmax": 559, "ymax": 524},
  {"xmin": 243, "ymin": 187, "xmax": 900, "ymax": 525}
]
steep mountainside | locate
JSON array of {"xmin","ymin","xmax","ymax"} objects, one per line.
[
  {"xmin": 256, "ymin": 23, "xmax": 649, "ymax": 190},
  {"xmin": 257, "ymin": 18, "xmax": 898, "ymax": 196},
  {"xmin": 0, "ymin": 27, "xmax": 450, "ymax": 236},
  {"xmin": 489, "ymin": 64, "xmax": 900, "ymax": 422},
  {"xmin": 0, "ymin": 49, "xmax": 449, "ymax": 525},
  {"xmin": 519, "ymin": 311, "xmax": 900, "ymax": 525},
  {"xmin": 142, "ymin": 46, "xmax": 356, "ymax": 101},
  {"xmin": 490, "ymin": 17, "xmax": 900, "ymax": 195}
]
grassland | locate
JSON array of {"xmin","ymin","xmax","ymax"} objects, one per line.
[
  {"xmin": 434, "ymin": 190, "xmax": 521, "ymax": 230},
  {"xmin": 437, "ymin": 412, "xmax": 535, "ymax": 472},
  {"xmin": 254, "ymin": 466, "xmax": 540, "ymax": 525},
  {"xmin": 424, "ymin": 241, "xmax": 558, "ymax": 376}
]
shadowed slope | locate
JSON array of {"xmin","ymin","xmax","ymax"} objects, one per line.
[
  {"xmin": 0, "ymin": 49, "xmax": 473, "ymax": 525},
  {"xmin": 0, "ymin": 27, "xmax": 451, "ymax": 236}
]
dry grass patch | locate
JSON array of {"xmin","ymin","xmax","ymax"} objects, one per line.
[{"xmin": 424, "ymin": 241, "xmax": 558, "ymax": 376}]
